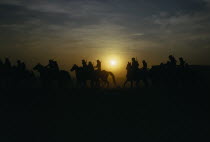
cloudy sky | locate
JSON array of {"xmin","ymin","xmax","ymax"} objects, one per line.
[{"xmin": 0, "ymin": 0, "xmax": 210, "ymax": 72}]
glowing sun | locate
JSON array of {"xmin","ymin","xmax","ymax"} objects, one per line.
[{"xmin": 110, "ymin": 60, "xmax": 117, "ymax": 66}]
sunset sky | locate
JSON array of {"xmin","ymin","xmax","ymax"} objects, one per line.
[{"xmin": 1, "ymin": 0, "xmax": 210, "ymax": 76}]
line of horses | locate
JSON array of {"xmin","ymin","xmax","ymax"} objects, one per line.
[
  {"xmin": 32, "ymin": 63, "xmax": 117, "ymax": 88},
  {"xmin": 0, "ymin": 61, "xmax": 202, "ymax": 89},
  {"xmin": 70, "ymin": 64, "xmax": 116, "ymax": 88}
]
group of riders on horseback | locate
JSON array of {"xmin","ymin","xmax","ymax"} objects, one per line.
[
  {"xmin": 0, "ymin": 55, "xmax": 191, "ymax": 88},
  {"xmin": 124, "ymin": 55, "xmax": 190, "ymax": 88},
  {"xmin": 71, "ymin": 59, "xmax": 116, "ymax": 88},
  {"xmin": 124, "ymin": 58, "xmax": 149, "ymax": 87},
  {"xmin": 81, "ymin": 59, "xmax": 101, "ymax": 74},
  {"xmin": 0, "ymin": 58, "xmax": 34, "ymax": 87}
]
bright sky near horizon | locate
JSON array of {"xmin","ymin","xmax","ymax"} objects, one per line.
[{"xmin": 1, "ymin": 0, "xmax": 210, "ymax": 76}]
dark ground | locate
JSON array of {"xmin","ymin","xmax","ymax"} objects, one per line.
[{"xmin": 0, "ymin": 86, "xmax": 209, "ymax": 142}]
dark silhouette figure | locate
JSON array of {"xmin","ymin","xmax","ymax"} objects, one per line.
[
  {"xmin": 131, "ymin": 57, "xmax": 139, "ymax": 80},
  {"xmin": 1, "ymin": 58, "xmax": 12, "ymax": 88},
  {"xmin": 149, "ymin": 55, "xmax": 201, "ymax": 87},
  {"xmin": 99, "ymin": 70, "xmax": 116, "ymax": 88},
  {"xmin": 33, "ymin": 62, "xmax": 71, "ymax": 88},
  {"xmin": 0, "ymin": 55, "xmax": 207, "ymax": 89},
  {"xmin": 95, "ymin": 60, "xmax": 101, "ymax": 71},
  {"xmin": 82, "ymin": 59, "xmax": 88, "ymax": 71},
  {"xmin": 4, "ymin": 57, "xmax": 12, "ymax": 70},
  {"xmin": 0, "ymin": 58, "xmax": 36, "ymax": 88},
  {"xmin": 88, "ymin": 61, "xmax": 94, "ymax": 72},
  {"xmin": 124, "ymin": 59, "xmax": 149, "ymax": 88},
  {"xmin": 179, "ymin": 57, "xmax": 186, "ymax": 68},
  {"xmin": 124, "ymin": 62, "xmax": 134, "ymax": 87},
  {"xmin": 14, "ymin": 60, "xmax": 35, "ymax": 87},
  {"xmin": 17, "ymin": 60, "xmax": 22, "ymax": 70},
  {"xmin": 168, "ymin": 55, "xmax": 177, "ymax": 68},
  {"xmin": 131, "ymin": 58, "xmax": 139, "ymax": 71},
  {"xmin": 71, "ymin": 64, "xmax": 98, "ymax": 88},
  {"xmin": 142, "ymin": 60, "xmax": 148, "ymax": 70},
  {"xmin": 71, "ymin": 63, "xmax": 116, "ymax": 88},
  {"xmin": 17, "ymin": 60, "xmax": 26, "ymax": 72},
  {"xmin": 33, "ymin": 63, "xmax": 50, "ymax": 87},
  {"xmin": 46, "ymin": 60, "xmax": 59, "ymax": 72}
]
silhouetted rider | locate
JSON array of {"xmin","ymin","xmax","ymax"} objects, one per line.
[
  {"xmin": 95, "ymin": 60, "xmax": 101, "ymax": 71},
  {"xmin": 126, "ymin": 62, "xmax": 132, "ymax": 78},
  {"xmin": 126, "ymin": 62, "xmax": 132, "ymax": 70},
  {"xmin": 4, "ymin": 58, "xmax": 12, "ymax": 70},
  {"xmin": 142, "ymin": 60, "xmax": 147, "ymax": 70},
  {"xmin": 88, "ymin": 61, "xmax": 94, "ymax": 72},
  {"xmin": 46, "ymin": 60, "xmax": 59, "ymax": 72},
  {"xmin": 17, "ymin": 60, "xmax": 26, "ymax": 71},
  {"xmin": 17, "ymin": 60, "xmax": 22, "ymax": 71},
  {"xmin": 168, "ymin": 55, "xmax": 177, "ymax": 69},
  {"xmin": 82, "ymin": 59, "xmax": 88, "ymax": 71},
  {"xmin": 52, "ymin": 60, "xmax": 59, "ymax": 71},
  {"xmin": 179, "ymin": 57, "xmax": 186, "ymax": 68},
  {"xmin": 131, "ymin": 58, "xmax": 139, "ymax": 71},
  {"xmin": 131, "ymin": 57, "xmax": 139, "ymax": 77}
]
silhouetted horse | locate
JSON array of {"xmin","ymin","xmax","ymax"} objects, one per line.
[
  {"xmin": 33, "ymin": 63, "xmax": 71, "ymax": 88},
  {"xmin": 97, "ymin": 70, "xmax": 116, "ymax": 88},
  {"xmin": 149, "ymin": 63, "xmax": 196, "ymax": 87},
  {"xmin": 70, "ymin": 64, "xmax": 97, "ymax": 87},
  {"xmin": 71, "ymin": 64, "xmax": 116, "ymax": 88},
  {"xmin": 124, "ymin": 63, "xmax": 149, "ymax": 88},
  {"xmin": 12, "ymin": 67, "xmax": 36, "ymax": 87}
]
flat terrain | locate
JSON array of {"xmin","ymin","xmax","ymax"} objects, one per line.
[{"xmin": 1, "ymin": 86, "xmax": 209, "ymax": 142}]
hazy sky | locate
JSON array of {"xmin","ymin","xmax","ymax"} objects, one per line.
[{"xmin": 0, "ymin": 0, "xmax": 210, "ymax": 74}]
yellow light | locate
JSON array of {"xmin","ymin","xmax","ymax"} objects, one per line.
[{"xmin": 110, "ymin": 60, "xmax": 117, "ymax": 66}]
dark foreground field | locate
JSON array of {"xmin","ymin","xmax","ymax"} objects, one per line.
[{"xmin": 1, "ymin": 86, "xmax": 209, "ymax": 142}]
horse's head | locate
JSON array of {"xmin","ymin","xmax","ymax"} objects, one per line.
[
  {"xmin": 33, "ymin": 63, "xmax": 44, "ymax": 72},
  {"xmin": 71, "ymin": 64, "xmax": 78, "ymax": 72}
]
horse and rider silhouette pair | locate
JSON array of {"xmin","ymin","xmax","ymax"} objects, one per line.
[
  {"xmin": 123, "ymin": 58, "xmax": 149, "ymax": 88},
  {"xmin": 33, "ymin": 61, "xmax": 71, "ymax": 87},
  {"xmin": 33, "ymin": 58, "xmax": 148, "ymax": 88},
  {"xmin": 71, "ymin": 62, "xmax": 116, "ymax": 88},
  {"xmin": 1, "ymin": 55, "xmax": 192, "ymax": 88},
  {"xmin": 33, "ymin": 59, "xmax": 116, "ymax": 88}
]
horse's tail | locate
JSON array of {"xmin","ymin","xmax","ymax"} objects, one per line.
[{"xmin": 108, "ymin": 72, "xmax": 116, "ymax": 86}]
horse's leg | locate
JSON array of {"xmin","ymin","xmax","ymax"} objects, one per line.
[
  {"xmin": 123, "ymin": 80, "xmax": 128, "ymax": 88},
  {"xmin": 106, "ymin": 80, "xmax": 109, "ymax": 88},
  {"xmin": 97, "ymin": 79, "xmax": 101, "ymax": 88},
  {"xmin": 131, "ymin": 81, "xmax": 133, "ymax": 88}
]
